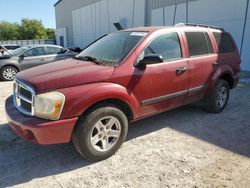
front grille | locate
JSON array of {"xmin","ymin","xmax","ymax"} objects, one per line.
[
  {"xmin": 13, "ymin": 80, "xmax": 35, "ymax": 116},
  {"xmin": 20, "ymin": 99, "xmax": 32, "ymax": 112},
  {"xmin": 19, "ymin": 87, "xmax": 32, "ymax": 99}
]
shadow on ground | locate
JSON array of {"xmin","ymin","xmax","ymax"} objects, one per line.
[{"xmin": 0, "ymin": 86, "xmax": 249, "ymax": 187}]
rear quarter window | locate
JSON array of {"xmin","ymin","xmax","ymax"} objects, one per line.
[{"xmin": 213, "ymin": 32, "xmax": 235, "ymax": 53}]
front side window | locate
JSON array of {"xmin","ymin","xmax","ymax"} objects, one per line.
[
  {"xmin": 23, "ymin": 47, "xmax": 45, "ymax": 57},
  {"xmin": 76, "ymin": 31, "xmax": 147, "ymax": 66},
  {"xmin": 144, "ymin": 32, "xmax": 182, "ymax": 62},
  {"xmin": 185, "ymin": 32, "xmax": 209, "ymax": 57}
]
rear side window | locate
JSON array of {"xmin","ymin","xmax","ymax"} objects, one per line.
[
  {"xmin": 46, "ymin": 47, "xmax": 67, "ymax": 55},
  {"xmin": 144, "ymin": 32, "xmax": 182, "ymax": 62},
  {"xmin": 185, "ymin": 32, "xmax": 209, "ymax": 57},
  {"xmin": 213, "ymin": 32, "xmax": 235, "ymax": 53}
]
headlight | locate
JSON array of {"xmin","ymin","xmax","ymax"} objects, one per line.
[{"xmin": 34, "ymin": 92, "xmax": 65, "ymax": 120}]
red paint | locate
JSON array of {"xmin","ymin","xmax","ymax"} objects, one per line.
[{"xmin": 5, "ymin": 26, "xmax": 240, "ymax": 144}]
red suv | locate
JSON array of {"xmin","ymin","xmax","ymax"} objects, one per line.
[{"xmin": 5, "ymin": 24, "xmax": 240, "ymax": 161}]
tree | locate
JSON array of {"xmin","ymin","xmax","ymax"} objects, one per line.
[
  {"xmin": 45, "ymin": 28, "xmax": 55, "ymax": 39},
  {"xmin": 0, "ymin": 21, "xmax": 20, "ymax": 40},
  {"xmin": 19, "ymin": 18, "xmax": 47, "ymax": 40},
  {"xmin": 0, "ymin": 19, "xmax": 55, "ymax": 40}
]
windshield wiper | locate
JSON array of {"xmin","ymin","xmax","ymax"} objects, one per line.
[{"xmin": 74, "ymin": 55, "xmax": 103, "ymax": 65}]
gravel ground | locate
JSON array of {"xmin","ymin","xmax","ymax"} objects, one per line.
[{"xmin": 0, "ymin": 80, "xmax": 250, "ymax": 188}]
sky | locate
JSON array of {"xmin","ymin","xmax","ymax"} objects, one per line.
[{"xmin": 0, "ymin": 0, "xmax": 57, "ymax": 28}]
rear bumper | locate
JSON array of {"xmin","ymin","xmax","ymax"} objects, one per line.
[{"xmin": 5, "ymin": 96, "xmax": 78, "ymax": 145}]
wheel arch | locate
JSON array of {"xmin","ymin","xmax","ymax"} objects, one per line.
[
  {"xmin": 79, "ymin": 98, "xmax": 134, "ymax": 122},
  {"xmin": 1, "ymin": 64, "xmax": 20, "ymax": 72},
  {"xmin": 211, "ymin": 64, "xmax": 235, "ymax": 89},
  {"xmin": 219, "ymin": 73, "xmax": 234, "ymax": 89}
]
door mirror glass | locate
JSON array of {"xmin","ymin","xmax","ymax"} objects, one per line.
[{"xmin": 135, "ymin": 54, "xmax": 163, "ymax": 67}]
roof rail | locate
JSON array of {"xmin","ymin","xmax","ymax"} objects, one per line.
[{"xmin": 175, "ymin": 23, "xmax": 224, "ymax": 31}]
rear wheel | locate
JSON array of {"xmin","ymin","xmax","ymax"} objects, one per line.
[
  {"xmin": 0, "ymin": 66, "xmax": 18, "ymax": 81},
  {"xmin": 204, "ymin": 79, "xmax": 230, "ymax": 113},
  {"xmin": 72, "ymin": 105, "xmax": 128, "ymax": 161}
]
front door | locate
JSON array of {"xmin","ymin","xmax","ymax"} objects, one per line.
[
  {"xmin": 20, "ymin": 47, "xmax": 47, "ymax": 70},
  {"xmin": 131, "ymin": 32, "xmax": 189, "ymax": 117}
]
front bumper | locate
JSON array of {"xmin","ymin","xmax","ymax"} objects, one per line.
[{"xmin": 5, "ymin": 95, "xmax": 78, "ymax": 145}]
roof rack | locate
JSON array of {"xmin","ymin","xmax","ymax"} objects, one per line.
[{"xmin": 175, "ymin": 23, "xmax": 224, "ymax": 31}]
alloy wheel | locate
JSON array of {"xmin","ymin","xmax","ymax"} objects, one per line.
[{"xmin": 90, "ymin": 116, "xmax": 121, "ymax": 152}]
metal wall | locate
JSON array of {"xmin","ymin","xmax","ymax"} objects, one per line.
[
  {"xmin": 149, "ymin": 0, "xmax": 250, "ymax": 70},
  {"xmin": 72, "ymin": 0, "xmax": 145, "ymax": 48},
  {"xmin": 55, "ymin": 0, "xmax": 101, "ymax": 47},
  {"xmin": 55, "ymin": 0, "xmax": 250, "ymax": 70}
]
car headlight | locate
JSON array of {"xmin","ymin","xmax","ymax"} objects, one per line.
[{"xmin": 34, "ymin": 92, "xmax": 65, "ymax": 120}]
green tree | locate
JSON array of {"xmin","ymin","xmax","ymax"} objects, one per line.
[
  {"xmin": 19, "ymin": 18, "xmax": 46, "ymax": 40},
  {"xmin": 0, "ymin": 21, "xmax": 20, "ymax": 40},
  {"xmin": 0, "ymin": 19, "xmax": 54, "ymax": 40},
  {"xmin": 45, "ymin": 28, "xmax": 55, "ymax": 39}
]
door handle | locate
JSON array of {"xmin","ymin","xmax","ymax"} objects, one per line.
[
  {"xmin": 213, "ymin": 62, "xmax": 219, "ymax": 67},
  {"xmin": 40, "ymin": 58, "xmax": 45, "ymax": 61},
  {"xmin": 176, "ymin": 67, "xmax": 187, "ymax": 74}
]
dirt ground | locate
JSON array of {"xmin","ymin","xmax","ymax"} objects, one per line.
[{"xmin": 0, "ymin": 80, "xmax": 250, "ymax": 188}]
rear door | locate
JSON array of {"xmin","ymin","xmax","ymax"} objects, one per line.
[
  {"xmin": 184, "ymin": 31, "xmax": 217, "ymax": 102},
  {"xmin": 45, "ymin": 46, "xmax": 68, "ymax": 63}
]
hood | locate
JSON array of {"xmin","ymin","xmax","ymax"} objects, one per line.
[{"xmin": 16, "ymin": 58, "xmax": 115, "ymax": 92}]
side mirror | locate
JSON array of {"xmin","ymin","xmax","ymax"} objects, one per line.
[
  {"xmin": 135, "ymin": 54, "xmax": 164, "ymax": 68},
  {"xmin": 19, "ymin": 54, "xmax": 25, "ymax": 59}
]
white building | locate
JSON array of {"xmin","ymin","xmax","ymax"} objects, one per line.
[{"xmin": 55, "ymin": 0, "xmax": 250, "ymax": 70}]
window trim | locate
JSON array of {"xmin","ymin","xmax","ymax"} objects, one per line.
[{"xmin": 138, "ymin": 31, "xmax": 183, "ymax": 65}]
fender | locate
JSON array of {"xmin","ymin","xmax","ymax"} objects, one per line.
[
  {"xmin": 58, "ymin": 82, "xmax": 141, "ymax": 120},
  {"xmin": 209, "ymin": 63, "xmax": 235, "ymax": 90}
]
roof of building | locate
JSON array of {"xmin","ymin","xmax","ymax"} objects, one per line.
[{"xmin": 54, "ymin": 0, "xmax": 62, "ymax": 7}]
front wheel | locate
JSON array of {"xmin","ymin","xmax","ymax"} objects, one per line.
[
  {"xmin": 204, "ymin": 79, "xmax": 230, "ymax": 113},
  {"xmin": 72, "ymin": 105, "xmax": 128, "ymax": 161},
  {"xmin": 0, "ymin": 66, "xmax": 18, "ymax": 81}
]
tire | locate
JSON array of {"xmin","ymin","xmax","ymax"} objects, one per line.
[
  {"xmin": 72, "ymin": 105, "xmax": 128, "ymax": 162},
  {"xmin": 0, "ymin": 66, "xmax": 18, "ymax": 81},
  {"xmin": 204, "ymin": 79, "xmax": 230, "ymax": 113}
]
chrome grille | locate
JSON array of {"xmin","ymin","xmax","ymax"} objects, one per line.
[{"xmin": 13, "ymin": 79, "xmax": 35, "ymax": 116}]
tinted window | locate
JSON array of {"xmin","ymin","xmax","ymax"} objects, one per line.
[
  {"xmin": 213, "ymin": 32, "xmax": 235, "ymax": 53},
  {"xmin": 47, "ymin": 47, "xmax": 67, "ymax": 55},
  {"xmin": 144, "ymin": 32, "xmax": 182, "ymax": 61},
  {"xmin": 185, "ymin": 32, "xmax": 209, "ymax": 56},
  {"xmin": 204, "ymin": 33, "xmax": 214, "ymax": 54},
  {"xmin": 24, "ymin": 47, "xmax": 45, "ymax": 57}
]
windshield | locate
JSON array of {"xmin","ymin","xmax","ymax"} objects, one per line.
[
  {"xmin": 11, "ymin": 46, "xmax": 30, "ymax": 56},
  {"xmin": 76, "ymin": 31, "xmax": 148, "ymax": 66}
]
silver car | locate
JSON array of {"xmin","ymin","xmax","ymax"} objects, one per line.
[{"xmin": 0, "ymin": 44, "xmax": 77, "ymax": 81}]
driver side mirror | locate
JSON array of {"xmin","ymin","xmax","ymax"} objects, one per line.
[
  {"xmin": 19, "ymin": 54, "xmax": 26, "ymax": 59},
  {"xmin": 135, "ymin": 54, "xmax": 164, "ymax": 68}
]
